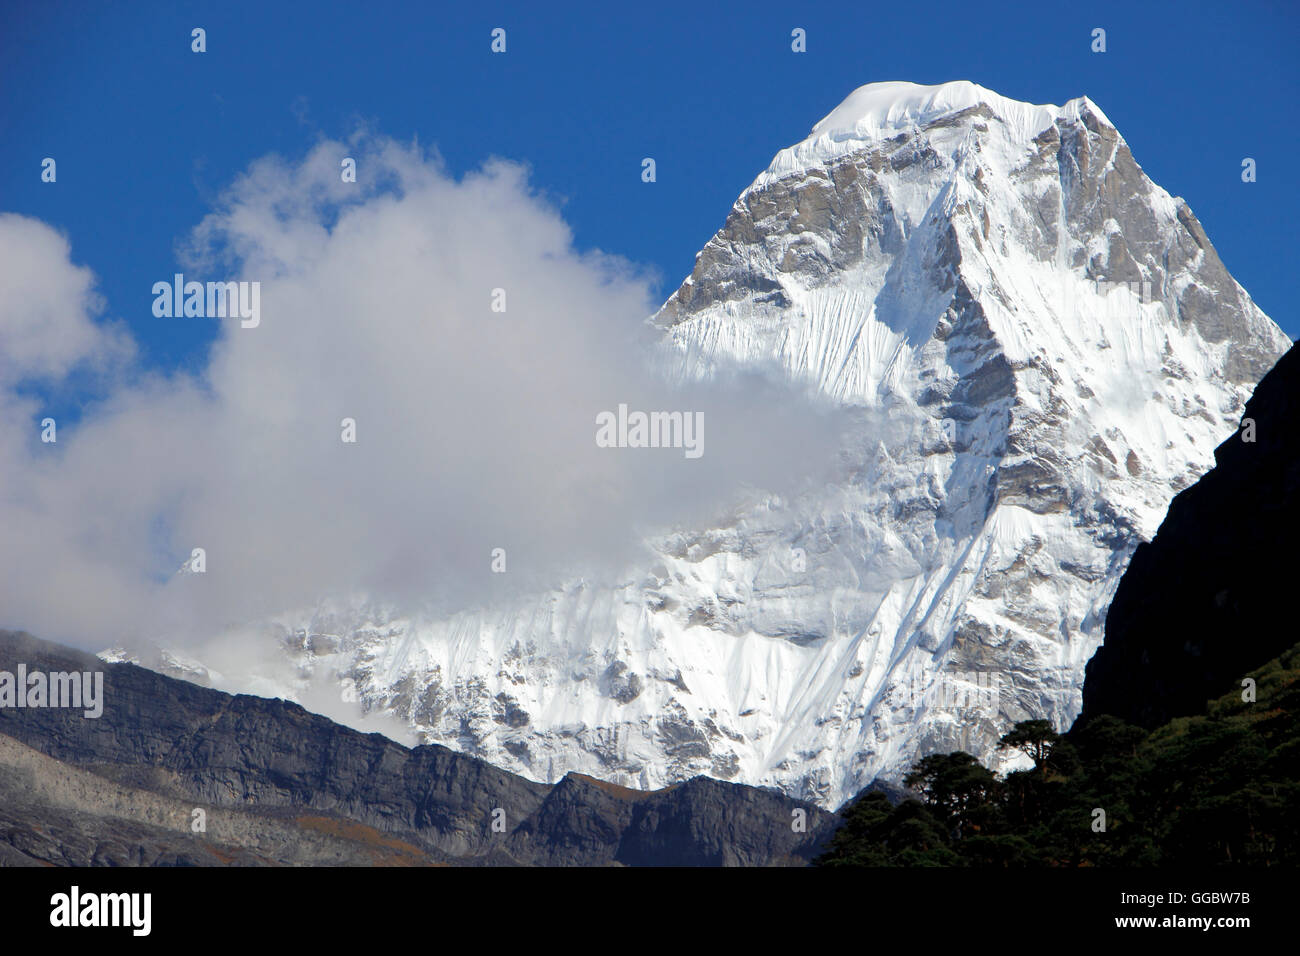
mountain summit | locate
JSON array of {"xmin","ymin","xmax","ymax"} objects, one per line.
[
  {"xmin": 162, "ymin": 82, "xmax": 1289, "ymax": 808},
  {"xmin": 758, "ymin": 80, "xmax": 1110, "ymax": 185}
]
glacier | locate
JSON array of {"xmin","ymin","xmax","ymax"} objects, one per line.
[{"xmin": 121, "ymin": 81, "xmax": 1290, "ymax": 809}]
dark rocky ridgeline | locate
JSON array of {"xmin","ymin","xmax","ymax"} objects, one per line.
[
  {"xmin": 0, "ymin": 629, "xmax": 833, "ymax": 866},
  {"xmin": 1082, "ymin": 342, "xmax": 1299, "ymax": 728}
]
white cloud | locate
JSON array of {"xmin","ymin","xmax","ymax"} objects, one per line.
[
  {"xmin": 0, "ymin": 137, "xmax": 846, "ymax": 651},
  {"xmin": 0, "ymin": 213, "xmax": 133, "ymax": 385}
]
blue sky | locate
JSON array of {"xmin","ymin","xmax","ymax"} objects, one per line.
[{"xmin": 2, "ymin": 0, "xmax": 1296, "ymax": 387}]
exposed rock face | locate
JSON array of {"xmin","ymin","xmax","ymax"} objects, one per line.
[
  {"xmin": 132, "ymin": 82, "xmax": 1289, "ymax": 809},
  {"xmin": 0, "ymin": 630, "xmax": 833, "ymax": 866},
  {"xmin": 1081, "ymin": 344, "xmax": 1300, "ymax": 727}
]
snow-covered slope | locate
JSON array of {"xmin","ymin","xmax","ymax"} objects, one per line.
[{"xmin": 136, "ymin": 82, "xmax": 1289, "ymax": 809}]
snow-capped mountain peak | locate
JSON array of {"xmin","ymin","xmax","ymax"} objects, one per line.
[
  {"xmin": 758, "ymin": 80, "xmax": 1111, "ymax": 189},
  {"xmin": 147, "ymin": 82, "xmax": 1289, "ymax": 809}
]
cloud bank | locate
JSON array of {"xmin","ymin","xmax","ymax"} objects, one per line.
[{"xmin": 0, "ymin": 137, "xmax": 848, "ymax": 653}]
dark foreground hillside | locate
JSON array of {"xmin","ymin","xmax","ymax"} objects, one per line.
[
  {"xmin": 0, "ymin": 630, "xmax": 833, "ymax": 866},
  {"xmin": 818, "ymin": 641, "xmax": 1300, "ymax": 866}
]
